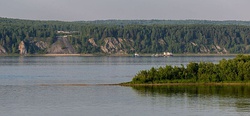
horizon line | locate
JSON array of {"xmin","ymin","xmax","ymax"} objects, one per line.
[{"xmin": 1, "ymin": 17, "xmax": 250, "ymax": 22}]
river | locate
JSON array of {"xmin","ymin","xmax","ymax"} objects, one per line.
[{"xmin": 0, "ymin": 56, "xmax": 249, "ymax": 116}]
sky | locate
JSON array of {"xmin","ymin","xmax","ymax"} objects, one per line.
[{"xmin": 0, "ymin": 0, "xmax": 250, "ymax": 21}]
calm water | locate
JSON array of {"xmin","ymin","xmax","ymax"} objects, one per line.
[{"xmin": 0, "ymin": 56, "xmax": 249, "ymax": 116}]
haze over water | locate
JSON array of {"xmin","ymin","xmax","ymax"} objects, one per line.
[{"xmin": 0, "ymin": 56, "xmax": 249, "ymax": 116}]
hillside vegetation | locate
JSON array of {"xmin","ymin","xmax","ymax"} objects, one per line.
[{"xmin": 1, "ymin": 18, "xmax": 250, "ymax": 55}]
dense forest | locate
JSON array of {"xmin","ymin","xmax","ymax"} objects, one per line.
[
  {"xmin": 130, "ymin": 55, "xmax": 250, "ymax": 84},
  {"xmin": 82, "ymin": 20, "xmax": 250, "ymax": 26},
  {"xmin": 1, "ymin": 17, "xmax": 250, "ymax": 54}
]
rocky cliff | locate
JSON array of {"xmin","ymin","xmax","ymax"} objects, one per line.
[
  {"xmin": 18, "ymin": 41, "xmax": 27, "ymax": 55},
  {"xmin": 0, "ymin": 36, "xmax": 233, "ymax": 55},
  {"xmin": 87, "ymin": 37, "xmax": 136, "ymax": 54},
  {"xmin": 88, "ymin": 37, "xmax": 230, "ymax": 54},
  {"xmin": 47, "ymin": 37, "xmax": 76, "ymax": 54},
  {"xmin": 14, "ymin": 37, "xmax": 76, "ymax": 55},
  {"xmin": 0, "ymin": 45, "xmax": 6, "ymax": 54},
  {"xmin": 100, "ymin": 38, "xmax": 127, "ymax": 54}
]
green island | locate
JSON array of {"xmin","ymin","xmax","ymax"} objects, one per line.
[{"xmin": 126, "ymin": 55, "xmax": 250, "ymax": 84}]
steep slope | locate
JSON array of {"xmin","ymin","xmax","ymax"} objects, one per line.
[
  {"xmin": 0, "ymin": 45, "xmax": 6, "ymax": 54},
  {"xmin": 47, "ymin": 37, "xmax": 76, "ymax": 54}
]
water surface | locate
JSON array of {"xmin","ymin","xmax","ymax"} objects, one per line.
[
  {"xmin": 0, "ymin": 56, "xmax": 249, "ymax": 116},
  {"xmin": 0, "ymin": 56, "xmax": 233, "ymax": 85}
]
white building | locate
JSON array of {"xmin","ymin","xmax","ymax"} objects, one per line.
[{"xmin": 163, "ymin": 52, "xmax": 173, "ymax": 56}]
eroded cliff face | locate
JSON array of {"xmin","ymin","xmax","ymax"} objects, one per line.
[
  {"xmin": 18, "ymin": 41, "xmax": 27, "ymax": 55},
  {"xmin": 0, "ymin": 45, "xmax": 6, "ymax": 54},
  {"xmin": 190, "ymin": 42, "xmax": 229, "ymax": 54},
  {"xmin": 12, "ymin": 37, "xmax": 76, "ymax": 55},
  {"xmin": 88, "ymin": 38, "xmax": 97, "ymax": 47},
  {"xmin": 100, "ymin": 38, "xmax": 125, "ymax": 54},
  {"xmin": 88, "ymin": 37, "xmax": 133, "ymax": 54},
  {"xmin": 83, "ymin": 37, "xmax": 231, "ymax": 54},
  {"xmin": 47, "ymin": 37, "xmax": 76, "ymax": 54},
  {"xmin": 35, "ymin": 41, "xmax": 49, "ymax": 50},
  {"xmin": 1, "ymin": 36, "xmax": 232, "ymax": 55}
]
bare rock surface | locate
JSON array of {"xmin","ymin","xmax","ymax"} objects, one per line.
[
  {"xmin": 18, "ymin": 41, "xmax": 27, "ymax": 55},
  {"xmin": 0, "ymin": 45, "xmax": 6, "ymax": 54},
  {"xmin": 47, "ymin": 37, "xmax": 76, "ymax": 54}
]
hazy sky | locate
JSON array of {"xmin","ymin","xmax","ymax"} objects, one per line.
[{"xmin": 1, "ymin": 0, "xmax": 250, "ymax": 21}]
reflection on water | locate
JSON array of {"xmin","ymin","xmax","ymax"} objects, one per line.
[
  {"xmin": 132, "ymin": 85, "xmax": 250, "ymax": 113},
  {"xmin": 132, "ymin": 85, "xmax": 250, "ymax": 98}
]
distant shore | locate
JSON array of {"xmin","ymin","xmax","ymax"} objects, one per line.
[
  {"xmin": 0, "ymin": 53, "xmax": 245, "ymax": 57},
  {"xmin": 40, "ymin": 54, "xmax": 92, "ymax": 57},
  {"xmin": 0, "ymin": 53, "xmax": 94, "ymax": 57},
  {"xmin": 140, "ymin": 53, "xmax": 241, "ymax": 57},
  {"xmin": 40, "ymin": 53, "xmax": 245, "ymax": 57}
]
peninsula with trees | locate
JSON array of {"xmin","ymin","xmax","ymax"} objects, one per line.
[{"xmin": 129, "ymin": 55, "xmax": 250, "ymax": 84}]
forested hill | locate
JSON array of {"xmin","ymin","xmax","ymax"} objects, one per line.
[
  {"xmin": 81, "ymin": 20, "xmax": 250, "ymax": 26},
  {"xmin": 1, "ymin": 17, "xmax": 250, "ymax": 55}
]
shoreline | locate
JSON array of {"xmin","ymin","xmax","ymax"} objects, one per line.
[
  {"xmin": 0, "ymin": 53, "xmax": 245, "ymax": 57},
  {"xmin": 41, "ymin": 54, "xmax": 92, "ymax": 57},
  {"xmin": 120, "ymin": 82, "xmax": 250, "ymax": 86}
]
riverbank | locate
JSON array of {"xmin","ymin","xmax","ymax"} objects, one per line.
[
  {"xmin": 40, "ymin": 54, "xmax": 92, "ymax": 57},
  {"xmin": 0, "ymin": 53, "xmax": 95, "ymax": 57},
  {"xmin": 0, "ymin": 53, "xmax": 245, "ymax": 57},
  {"xmin": 120, "ymin": 82, "xmax": 250, "ymax": 86}
]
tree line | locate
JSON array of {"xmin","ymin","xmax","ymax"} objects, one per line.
[
  {"xmin": 1, "ymin": 17, "xmax": 250, "ymax": 54},
  {"xmin": 82, "ymin": 19, "xmax": 250, "ymax": 26},
  {"xmin": 131, "ymin": 55, "xmax": 250, "ymax": 83}
]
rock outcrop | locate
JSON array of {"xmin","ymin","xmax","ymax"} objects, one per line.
[
  {"xmin": 35, "ymin": 41, "xmax": 49, "ymax": 50},
  {"xmin": 88, "ymin": 38, "xmax": 97, "ymax": 46},
  {"xmin": 1, "ymin": 36, "xmax": 232, "ymax": 55},
  {"xmin": 0, "ymin": 45, "xmax": 6, "ymax": 54},
  {"xmin": 18, "ymin": 41, "xmax": 27, "ymax": 55},
  {"xmin": 47, "ymin": 37, "xmax": 76, "ymax": 54},
  {"xmin": 100, "ymin": 37, "xmax": 127, "ymax": 54}
]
